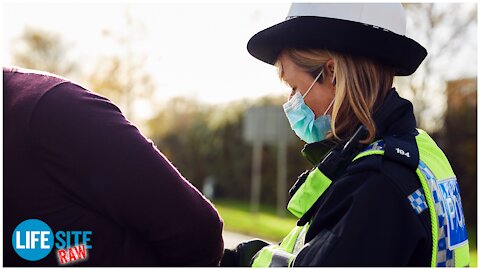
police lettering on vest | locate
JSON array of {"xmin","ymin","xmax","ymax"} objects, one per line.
[{"xmin": 251, "ymin": 129, "xmax": 469, "ymax": 267}]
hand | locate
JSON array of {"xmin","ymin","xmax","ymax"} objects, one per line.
[{"xmin": 220, "ymin": 239, "xmax": 270, "ymax": 267}]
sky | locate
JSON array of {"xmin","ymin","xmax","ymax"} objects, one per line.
[
  {"xmin": 2, "ymin": 2, "xmax": 477, "ymax": 122},
  {"xmin": 2, "ymin": 2, "xmax": 293, "ymax": 110}
]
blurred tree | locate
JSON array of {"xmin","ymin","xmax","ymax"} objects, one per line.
[
  {"xmin": 88, "ymin": 8, "xmax": 155, "ymax": 124},
  {"xmin": 11, "ymin": 26, "xmax": 76, "ymax": 77},
  {"xmin": 88, "ymin": 58, "xmax": 126, "ymax": 111},
  {"xmin": 440, "ymin": 78, "xmax": 477, "ymax": 227},
  {"xmin": 88, "ymin": 54, "xmax": 155, "ymax": 124},
  {"xmin": 147, "ymin": 96, "xmax": 311, "ymax": 206},
  {"xmin": 398, "ymin": 3, "xmax": 476, "ymax": 131},
  {"xmin": 10, "ymin": 21, "xmax": 154, "ymax": 131},
  {"xmin": 148, "ymin": 97, "xmax": 248, "ymax": 198}
]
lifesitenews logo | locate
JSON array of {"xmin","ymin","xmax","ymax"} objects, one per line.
[{"xmin": 12, "ymin": 219, "xmax": 92, "ymax": 265}]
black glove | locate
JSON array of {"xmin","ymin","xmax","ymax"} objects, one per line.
[{"xmin": 220, "ymin": 239, "xmax": 270, "ymax": 267}]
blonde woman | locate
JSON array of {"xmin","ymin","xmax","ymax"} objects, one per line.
[{"xmin": 222, "ymin": 3, "xmax": 470, "ymax": 267}]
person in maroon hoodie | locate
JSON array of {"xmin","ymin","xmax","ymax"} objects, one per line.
[{"xmin": 3, "ymin": 66, "xmax": 224, "ymax": 266}]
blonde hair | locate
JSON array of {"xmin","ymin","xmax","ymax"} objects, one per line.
[{"xmin": 277, "ymin": 49, "xmax": 395, "ymax": 144}]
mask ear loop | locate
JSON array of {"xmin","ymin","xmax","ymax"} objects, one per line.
[
  {"xmin": 324, "ymin": 72, "xmax": 336, "ymax": 115},
  {"xmin": 302, "ymin": 67, "xmax": 324, "ymax": 99},
  {"xmin": 323, "ymin": 98, "xmax": 335, "ymax": 115}
]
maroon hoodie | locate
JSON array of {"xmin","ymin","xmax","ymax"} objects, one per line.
[{"xmin": 3, "ymin": 67, "xmax": 224, "ymax": 266}]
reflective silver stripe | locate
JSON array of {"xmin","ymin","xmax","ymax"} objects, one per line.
[
  {"xmin": 293, "ymin": 225, "xmax": 309, "ymax": 254},
  {"xmin": 269, "ymin": 249, "xmax": 293, "ymax": 267}
]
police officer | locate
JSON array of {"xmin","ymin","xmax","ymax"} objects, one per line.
[{"xmin": 221, "ymin": 3, "xmax": 470, "ymax": 267}]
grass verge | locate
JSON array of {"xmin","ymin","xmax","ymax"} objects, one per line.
[
  {"xmin": 468, "ymin": 226, "xmax": 477, "ymax": 267},
  {"xmin": 213, "ymin": 199, "xmax": 296, "ymax": 241}
]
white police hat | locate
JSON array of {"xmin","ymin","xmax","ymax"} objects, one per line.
[{"xmin": 247, "ymin": 3, "xmax": 427, "ymax": 76}]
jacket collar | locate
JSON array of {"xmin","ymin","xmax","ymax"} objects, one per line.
[
  {"xmin": 301, "ymin": 88, "xmax": 417, "ymax": 166},
  {"xmin": 373, "ymin": 88, "xmax": 417, "ymax": 138}
]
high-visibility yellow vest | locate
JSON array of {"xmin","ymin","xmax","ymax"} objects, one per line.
[{"xmin": 251, "ymin": 129, "xmax": 469, "ymax": 267}]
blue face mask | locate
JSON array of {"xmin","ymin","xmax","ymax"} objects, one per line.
[{"xmin": 282, "ymin": 69, "xmax": 335, "ymax": 144}]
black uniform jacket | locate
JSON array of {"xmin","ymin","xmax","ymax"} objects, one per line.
[{"xmin": 293, "ymin": 89, "xmax": 432, "ymax": 266}]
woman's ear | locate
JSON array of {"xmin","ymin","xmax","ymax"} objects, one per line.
[
  {"xmin": 326, "ymin": 59, "xmax": 335, "ymax": 76},
  {"xmin": 325, "ymin": 59, "xmax": 336, "ymax": 86}
]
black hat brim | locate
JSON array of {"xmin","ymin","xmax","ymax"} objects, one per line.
[{"xmin": 247, "ymin": 16, "xmax": 427, "ymax": 76}]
